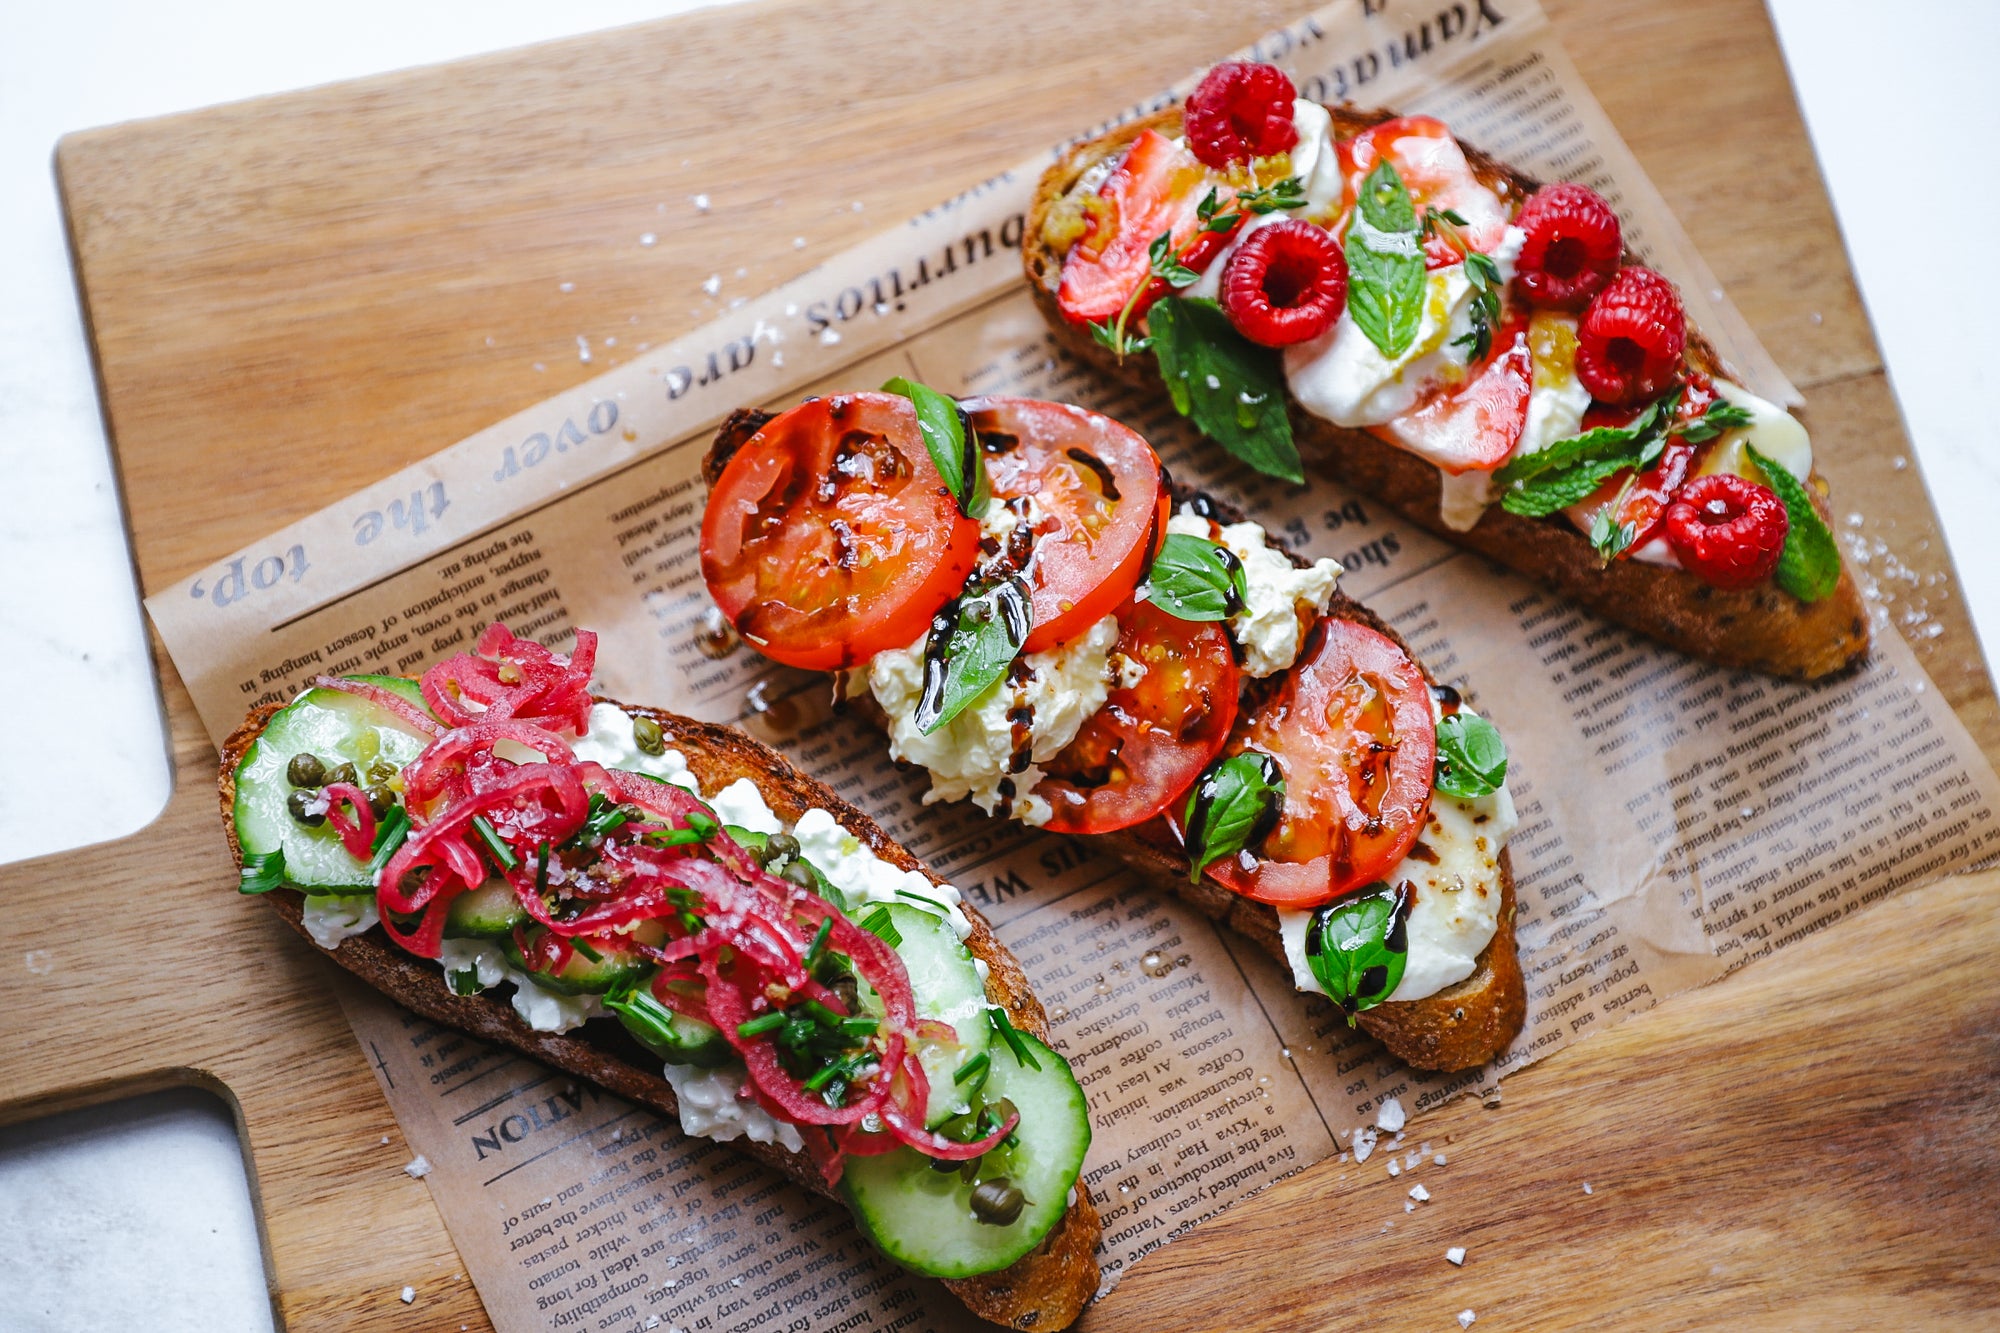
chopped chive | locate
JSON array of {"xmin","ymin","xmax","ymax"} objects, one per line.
[
  {"xmin": 471, "ymin": 815, "xmax": 519, "ymax": 872},
  {"xmin": 953, "ymin": 1051, "xmax": 992, "ymax": 1086},
  {"xmin": 736, "ymin": 1012, "xmax": 788, "ymax": 1038},
  {"xmin": 645, "ymin": 827, "xmax": 703, "ymax": 849},
  {"xmin": 895, "ymin": 886, "xmax": 952, "ymax": 914},
  {"xmin": 989, "ymin": 1006, "xmax": 1041, "ymax": 1071},
  {"xmin": 534, "ymin": 842, "xmax": 550, "ymax": 896},
  {"xmin": 803, "ymin": 918, "xmax": 833, "ymax": 973},
  {"xmin": 799, "ymin": 999, "xmax": 843, "ymax": 1028},
  {"xmin": 837, "ymin": 1016, "xmax": 878, "ymax": 1039},
  {"xmin": 366, "ymin": 807, "xmax": 410, "ymax": 878},
  {"xmin": 238, "ymin": 849, "xmax": 287, "ymax": 896},
  {"xmin": 569, "ymin": 938, "xmax": 603, "ymax": 964},
  {"xmin": 860, "ymin": 907, "xmax": 902, "ymax": 949},
  {"xmin": 686, "ymin": 811, "xmax": 719, "ymax": 838},
  {"xmin": 678, "ymin": 909, "xmax": 703, "ymax": 935}
]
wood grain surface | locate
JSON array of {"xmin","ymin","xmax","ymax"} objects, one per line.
[{"xmin": 17, "ymin": 0, "xmax": 1996, "ymax": 1328}]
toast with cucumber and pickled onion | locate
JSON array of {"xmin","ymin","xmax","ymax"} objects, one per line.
[
  {"xmin": 1020, "ymin": 60, "xmax": 1869, "ymax": 681},
  {"xmin": 700, "ymin": 389, "xmax": 1525, "ymax": 1072},
  {"xmin": 218, "ymin": 624, "xmax": 1101, "ymax": 1330}
]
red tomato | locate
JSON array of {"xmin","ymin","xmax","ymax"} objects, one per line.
[
  {"xmin": 1337, "ymin": 116, "xmax": 1511, "ymax": 267},
  {"xmin": 1057, "ymin": 130, "xmax": 1226, "ymax": 324},
  {"xmin": 1376, "ymin": 317, "xmax": 1532, "ymax": 473},
  {"xmin": 700, "ymin": 393, "xmax": 980, "ymax": 671},
  {"xmin": 961, "ymin": 397, "xmax": 1169, "ymax": 653},
  {"xmin": 1207, "ymin": 618, "xmax": 1437, "ymax": 909},
  {"xmin": 1036, "ymin": 600, "xmax": 1239, "ymax": 834}
]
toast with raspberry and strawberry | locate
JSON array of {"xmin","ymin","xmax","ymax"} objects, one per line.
[{"xmin": 1022, "ymin": 61, "xmax": 1869, "ymax": 680}]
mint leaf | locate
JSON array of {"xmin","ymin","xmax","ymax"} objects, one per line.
[
  {"xmin": 1148, "ymin": 231, "xmax": 1199, "ymax": 288},
  {"xmin": 1434, "ymin": 713, "xmax": 1508, "ymax": 799},
  {"xmin": 1305, "ymin": 883, "xmax": 1411, "ymax": 1020},
  {"xmin": 1496, "ymin": 392, "xmax": 1681, "ymax": 518},
  {"xmin": 883, "ymin": 376, "xmax": 989, "ymax": 519},
  {"xmin": 1148, "ymin": 298, "xmax": 1303, "ymax": 483},
  {"xmin": 239, "ymin": 848, "xmax": 287, "ymax": 895},
  {"xmin": 915, "ymin": 575, "xmax": 1031, "ymax": 734},
  {"xmin": 1500, "ymin": 452, "xmax": 1640, "ymax": 518},
  {"xmin": 1747, "ymin": 445, "xmax": 1841, "ymax": 603},
  {"xmin": 1344, "ymin": 158, "xmax": 1425, "ymax": 358},
  {"xmin": 1587, "ymin": 506, "xmax": 1638, "ymax": 564},
  {"xmin": 1145, "ymin": 533, "xmax": 1247, "ymax": 622},
  {"xmin": 1184, "ymin": 750, "xmax": 1284, "ymax": 883},
  {"xmin": 1493, "ymin": 394, "xmax": 1673, "ymax": 488},
  {"xmin": 1675, "ymin": 399, "xmax": 1754, "ymax": 444}
]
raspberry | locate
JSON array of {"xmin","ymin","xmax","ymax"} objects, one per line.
[
  {"xmin": 1664, "ymin": 473, "xmax": 1788, "ymax": 590},
  {"xmin": 1513, "ymin": 183, "xmax": 1622, "ymax": 309},
  {"xmin": 1575, "ymin": 266, "xmax": 1686, "ymax": 406},
  {"xmin": 1219, "ymin": 219, "xmax": 1348, "ymax": 346},
  {"xmin": 1185, "ymin": 62, "xmax": 1299, "ymax": 170}
]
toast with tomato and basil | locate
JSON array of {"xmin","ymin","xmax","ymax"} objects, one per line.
[
  {"xmin": 217, "ymin": 624, "xmax": 1101, "ymax": 1330},
  {"xmin": 700, "ymin": 389, "xmax": 1525, "ymax": 1073},
  {"xmin": 1019, "ymin": 60, "xmax": 1868, "ymax": 681}
]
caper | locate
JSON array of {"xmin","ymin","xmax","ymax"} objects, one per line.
[
  {"xmin": 929, "ymin": 1153, "xmax": 963, "ymax": 1174},
  {"xmin": 764, "ymin": 833, "xmax": 801, "ymax": 865},
  {"xmin": 326, "ymin": 761, "xmax": 359, "ymax": 787},
  {"xmin": 365, "ymin": 759, "xmax": 398, "ymax": 787},
  {"xmin": 287, "ymin": 789, "xmax": 327, "ymax": 827},
  {"xmin": 286, "ymin": 753, "xmax": 327, "ymax": 788},
  {"xmin": 969, "ymin": 1178, "xmax": 1025, "ymax": 1226},
  {"xmin": 632, "ymin": 715, "xmax": 666, "ymax": 756},
  {"xmin": 988, "ymin": 1097, "xmax": 1019, "ymax": 1129},
  {"xmin": 830, "ymin": 976, "xmax": 861, "ymax": 1014},
  {"xmin": 959, "ymin": 1155, "xmax": 983, "ymax": 1182},
  {"xmin": 364, "ymin": 785, "xmax": 397, "ymax": 818},
  {"xmin": 783, "ymin": 860, "xmax": 818, "ymax": 890}
]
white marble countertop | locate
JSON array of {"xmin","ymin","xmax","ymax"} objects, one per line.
[{"xmin": 1, "ymin": 0, "xmax": 1994, "ymax": 1321}]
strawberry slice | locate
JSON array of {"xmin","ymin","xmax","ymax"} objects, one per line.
[
  {"xmin": 1568, "ymin": 378, "xmax": 1718, "ymax": 552},
  {"xmin": 1057, "ymin": 130, "xmax": 1226, "ymax": 324},
  {"xmin": 1337, "ymin": 116, "xmax": 1511, "ymax": 269},
  {"xmin": 1375, "ymin": 318, "xmax": 1532, "ymax": 473}
]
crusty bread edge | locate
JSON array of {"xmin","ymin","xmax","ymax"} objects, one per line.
[
  {"xmin": 1021, "ymin": 104, "xmax": 1871, "ymax": 682},
  {"xmin": 218, "ymin": 697, "xmax": 1102, "ymax": 1331}
]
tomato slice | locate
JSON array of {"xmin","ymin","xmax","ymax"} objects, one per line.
[
  {"xmin": 1056, "ymin": 129, "xmax": 1226, "ymax": 324},
  {"xmin": 700, "ymin": 393, "xmax": 980, "ymax": 671},
  {"xmin": 1036, "ymin": 600, "xmax": 1239, "ymax": 834},
  {"xmin": 1206, "ymin": 618, "xmax": 1436, "ymax": 909},
  {"xmin": 1376, "ymin": 316, "xmax": 1532, "ymax": 473},
  {"xmin": 961, "ymin": 397, "xmax": 1169, "ymax": 654},
  {"xmin": 1337, "ymin": 116, "xmax": 1511, "ymax": 268}
]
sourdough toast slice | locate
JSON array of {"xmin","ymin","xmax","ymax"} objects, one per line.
[
  {"xmin": 1023, "ymin": 104, "xmax": 1870, "ymax": 682},
  {"xmin": 220, "ymin": 698, "xmax": 1101, "ymax": 1331},
  {"xmin": 705, "ymin": 414, "xmax": 1525, "ymax": 1073}
]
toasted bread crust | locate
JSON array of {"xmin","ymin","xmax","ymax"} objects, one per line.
[
  {"xmin": 1022, "ymin": 105, "xmax": 1870, "ymax": 682},
  {"xmin": 219, "ymin": 698, "xmax": 1101, "ymax": 1330}
]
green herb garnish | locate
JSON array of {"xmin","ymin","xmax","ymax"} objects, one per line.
[
  {"xmin": 366, "ymin": 806, "xmax": 410, "ymax": 878},
  {"xmin": 1748, "ymin": 444, "xmax": 1841, "ymax": 603},
  {"xmin": 1144, "ymin": 532, "xmax": 1248, "ymax": 622},
  {"xmin": 238, "ymin": 848, "xmax": 287, "ymax": 895},
  {"xmin": 916, "ymin": 575, "xmax": 1031, "ymax": 735},
  {"xmin": 989, "ymin": 1006, "xmax": 1042, "ymax": 1072},
  {"xmin": 1433, "ymin": 712, "xmax": 1509, "ymax": 799},
  {"xmin": 1183, "ymin": 750, "xmax": 1284, "ymax": 884},
  {"xmin": 470, "ymin": 815, "xmax": 519, "ymax": 872},
  {"xmin": 1345, "ymin": 157, "xmax": 1426, "ymax": 358},
  {"xmin": 1148, "ymin": 297, "xmax": 1302, "ymax": 483},
  {"xmin": 860, "ymin": 906, "xmax": 902, "ymax": 949},
  {"xmin": 883, "ymin": 376, "xmax": 990, "ymax": 519},
  {"xmin": 1305, "ymin": 883, "xmax": 1411, "ymax": 1021}
]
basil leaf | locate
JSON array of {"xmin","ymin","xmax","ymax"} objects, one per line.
[
  {"xmin": 1434, "ymin": 713, "xmax": 1508, "ymax": 799},
  {"xmin": 238, "ymin": 848, "xmax": 287, "ymax": 895},
  {"xmin": 1184, "ymin": 750, "xmax": 1284, "ymax": 883},
  {"xmin": 1147, "ymin": 298, "xmax": 1303, "ymax": 484},
  {"xmin": 883, "ymin": 376, "xmax": 989, "ymax": 520},
  {"xmin": 1145, "ymin": 533, "xmax": 1247, "ymax": 622},
  {"xmin": 1305, "ymin": 883, "xmax": 1411, "ymax": 1021},
  {"xmin": 1747, "ymin": 445, "xmax": 1841, "ymax": 603},
  {"xmin": 915, "ymin": 575, "xmax": 1031, "ymax": 735},
  {"xmin": 1344, "ymin": 158, "xmax": 1426, "ymax": 358}
]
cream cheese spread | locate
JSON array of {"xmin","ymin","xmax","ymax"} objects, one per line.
[{"xmin": 1164, "ymin": 508, "xmax": 1341, "ymax": 677}]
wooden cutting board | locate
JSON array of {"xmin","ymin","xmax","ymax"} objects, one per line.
[{"xmin": 23, "ymin": 0, "xmax": 1999, "ymax": 1327}]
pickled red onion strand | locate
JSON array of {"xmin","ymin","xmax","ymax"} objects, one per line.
[
  {"xmin": 312, "ymin": 676, "xmax": 443, "ymax": 737},
  {"xmin": 379, "ymin": 884, "xmax": 462, "ymax": 959},
  {"xmin": 317, "ymin": 782, "xmax": 376, "ymax": 861}
]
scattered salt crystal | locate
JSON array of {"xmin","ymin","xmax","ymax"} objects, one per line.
[
  {"xmin": 403, "ymin": 1155, "xmax": 432, "ymax": 1179},
  {"xmin": 1205, "ymin": 374, "xmax": 1222, "ymax": 390},
  {"xmin": 852, "ymin": 200, "xmax": 865, "ymax": 211},
  {"xmin": 692, "ymin": 193, "xmax": 711, "ymax": 212},
  {"xmin": 380, "ymin": 1136, "xmax": 390, "ymax": 1146},
  {"xmin": 1406, "ymin": 1151, "xmax": 1421, "ymax": 1170},
  {"xmin": 1353, "ymin": 1128, "xmax": 1377, "ymax": 1163},
  {"xmin": 1405, "ymin": 1201, "xmax": 1416, "ymax": 1213},
  {"xmin": 702, "ymin": 274, "xmax": 721, "ymax": 296},
  {"xmin": 730, "ymin": 1276, "xmax": 743, "ymax": 1287},
  {"xmin": 645, "ymin": 1320, "xmax": 660, "ymax": 1330},
  {"xmin": 784, "ymin": 302, "xmax": 799, "ymax": 317},
  {"xmin": 1410, "ymin": 1184, "xmax": 1430, "ymax": 1202},
  {"xmin": 484, "ymin": 335, "xmax": 494, "ymax": 347},
  {"xmin": 399, "ymin": 1286, "xmax": 415, "ymax": 1305},
  {"xmin": 1376, "ymin": 1097, "xmax": 1406, "ymax": 1133},
  {"xmin": 1434, "ymin": 1154, "xmax": 1448, "ymax": 1166},
  {"xmin": 793, "ymin": 236, "xmax": 807, "ymax": 248},
  {"xmin": 1387, "ymin": 1160, "xmax": 1402, "ymax": 1177},
  {"xmin": 640, "ymin": 233, "xmax": 657, "ymax": 247},
  {"xmin": 1811, "ymin": 311, "xmax": 1823, "ymax": 325},
  {"xmin": 577, "ymin": 335, "xmax": 592, "ymax": 364},
  {"xmin": 559, "ymin": 281, "xmax": 574, "ymax": 293},
  {"xmin": 820, "ymin": 329, "xmax": 842, "ymax": 345},
  {"xmin": 1446, "ymin": 1247, "xmax": 1466, "ymax": 1266},
  {"xmin": 1458, "ymin": 1310, "xmax": 1476, "ymax": 1328},
  {"xmin": 1583, "ymin": 1182, "xmax": 1593, "ymax": 1195},
  {"xmin": 772, "ymin": 352, "xmax": 785, "ymax": 367},
  {"xmin": 533, "ymin": 362, "xmax": 546, "ymax": 373}
]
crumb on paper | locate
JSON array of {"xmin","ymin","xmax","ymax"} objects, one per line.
[
  {"xmin": 399, "ymin": 1286, "xmax": 415, "ymax": 1305},
  {"xmin": 403, "ymin": 1155, "xmax": 432, "ymax": 1179},
  {"xmin": 1377, "ymin": 1098, "xmax": 1406, "ymax": 1133},
  {"xmin": 1458, "ymin": 1310, "xmax": 1476, "ymax": 1328},
  {"xmin": 1410, "ymin": 1184, "xmax": 1430, "ymax": 1202},
  {"xmin": 1447, "ymin": 1247, "xmax": 1466, "ymax": 1266}
]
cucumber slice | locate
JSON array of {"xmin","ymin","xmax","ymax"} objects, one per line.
[
  {"xmin": 878, "ymin": 903, "xmax": 991, "ymax": 1129},
  {"xmin": 606, "ymin": 986, "xmax": 732, "ymax": 1068},
  {"xmin": 233, "ymin": 675, "xmax": 434, "ymax": 891},
  {"xmin": 503, "ymin": 929, "xmax": 654, "ymax": 996},
  {"xmin": 840, "ymin": 1032, "xmax": 1089, "ymax": 1279},
  {"xmin": 444, "ymin": 880, "xmax": 528, "ymax": 939}
]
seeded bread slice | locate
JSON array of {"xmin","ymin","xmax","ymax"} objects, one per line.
[
  {"xmin": 219, "ymin": 698, "xmax": 1101, "ymax": 1332},
  {"xmin": 1021, "ymin": 103, "xmax": 1870, "ymax": 682},
  {"xmin": 706, "ymin": 414, "xmax": 1524, "ymax": 1072}
]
